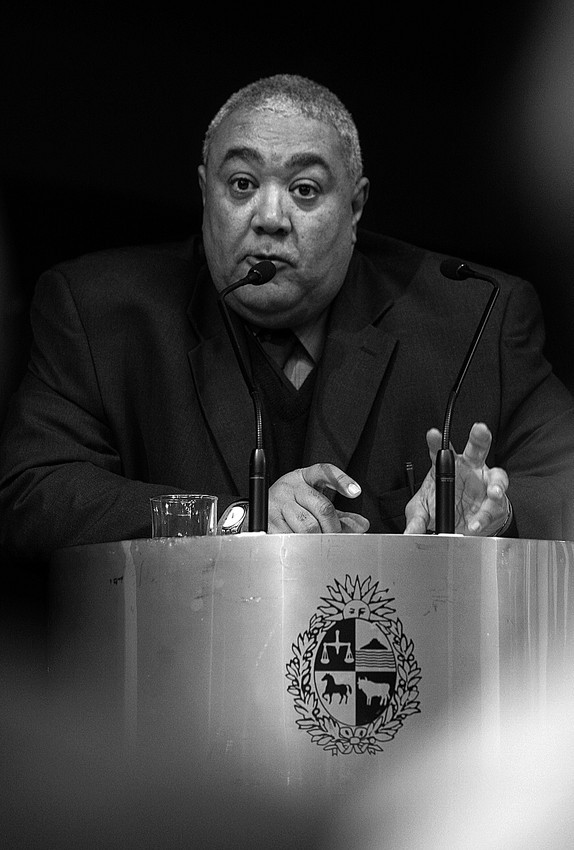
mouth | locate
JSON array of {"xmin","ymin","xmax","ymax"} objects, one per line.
[{"xmin": 246, "ymin": 254, "xmax": 293, "ymax": 269}]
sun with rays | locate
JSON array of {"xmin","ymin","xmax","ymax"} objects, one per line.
[{"xmin": 317, "ymin": 574, "xmax": 396, "ymax": 623}]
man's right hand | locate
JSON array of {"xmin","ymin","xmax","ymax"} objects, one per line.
[{"xmin": 267, "ymin": 463, "xmax": 370, "ymax": 534}]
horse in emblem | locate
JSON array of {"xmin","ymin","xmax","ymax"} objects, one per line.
[{"xmin": 321, "ymin": 673, "xmax": 352, "ymax": 704}]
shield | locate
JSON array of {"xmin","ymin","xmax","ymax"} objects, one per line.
[{"xmin": 314, "ymin": 617, "xmax": 397, "ymax": 727}]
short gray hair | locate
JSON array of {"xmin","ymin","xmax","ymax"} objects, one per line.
[{"xmin": 202, "ymin": 74, "xmax": 363, "ymax": 182}]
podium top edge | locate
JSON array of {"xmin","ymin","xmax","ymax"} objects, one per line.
[{"xmin": 49, "ymin": 532, "xmax": 567, "ymax": 561}]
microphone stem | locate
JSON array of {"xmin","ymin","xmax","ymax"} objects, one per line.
[
  {"xmin": 218, "ymin": 293, "xmax": 268, "ymax": 532},
  {"xmin": 436, "ymin": 275, "xmax": 499, "ymax": 533},
  {"xmin": 441, "ymin": 283, "xmax": 499, "ymax": 451}
]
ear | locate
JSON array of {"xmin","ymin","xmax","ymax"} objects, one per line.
[
  {"xmin": 197, "ymin": 164, "xmax": 207, "ymax": 206},
  {"xmin": 350, "ymin": 177, "xmax": 370, "ymax": 243}
]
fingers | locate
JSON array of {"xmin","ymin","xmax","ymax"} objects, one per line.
[
  {"xmin": 267, "ymin": 507, "xmax": 369, "ymax": 535},
  {"xmin": 460, "ymin": 422, "xmax": 492, "ymax": 469},
  {"xmin": 404, "ymin": 490, "xmax": 432, "ymax": 535},
  {"xmin": 268, "ymin": 464, "xmax": 367, "ymax": 534},
  {"xmin": 425, "ymin": 428, "xmax": 442, "ymax": 464},
  {"xmin": 467, "ymin": 466, "xmax": 510, "ymax": 534},
  {"xmin": 300, "ymin": 462, "xmax": 362, "ymax": 499},
  {"xmin": 484, "ymin": 466, "xmax": 510, "ymax": 500},
  {"xmin": 281, "ymin": 499, "xmax": 336, "ymax": 534},
  {"xmin": 338, "ymin": 512, "xmax": 370, "ymax": 534},
  {"xmin": 426, "ymin": 423, "xmax": 492, "ymax": 464},
  {"xmin": 294, "ymin": 463, "xmax": 363, "ymax": 532},
  {"xmin": 404, "ymin": 514, "xmax": 428, "ymax": 535}
]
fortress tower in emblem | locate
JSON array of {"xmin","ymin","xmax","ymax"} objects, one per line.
[{"xmin": 286, "ymin": 575, "xmax": 421, "ymax": 755}]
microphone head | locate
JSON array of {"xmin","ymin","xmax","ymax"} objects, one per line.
[
  {"xmin": 440, "ymin": 259, "xmax": 472, "ymax": 280},
  {"xmin": 250, "ymin": 260, "xmax": 277, "ymax": 284}
]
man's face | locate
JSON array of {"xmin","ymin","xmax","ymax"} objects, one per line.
[{"xmin": 198, "ymin": 107, "xmax": 369, "ymax": 329}]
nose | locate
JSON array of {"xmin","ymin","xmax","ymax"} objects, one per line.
[{"xmin": 251, "ymin": 185, "xmax": 291, "ymax": 234}]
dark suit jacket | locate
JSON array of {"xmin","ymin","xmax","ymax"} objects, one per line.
[{"xmin": 2, "ymin": 230, "xmax": 574, "ymax": 559}]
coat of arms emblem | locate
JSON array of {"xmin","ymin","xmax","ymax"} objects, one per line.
[{"xmin": 286, "ymin": 575, "xmax": 421, "ymax": 755}]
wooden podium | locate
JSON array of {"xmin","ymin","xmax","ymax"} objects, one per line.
[{"xmin": 47, "ymin": 533, "xmax": 574, "ymax": 846}]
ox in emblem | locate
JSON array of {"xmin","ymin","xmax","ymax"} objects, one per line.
[{"xmin": 286, "ymin": 575, "xmax": 421, "ymax": 755}]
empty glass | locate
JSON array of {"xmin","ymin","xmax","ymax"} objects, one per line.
[{"xmin": 150, "ymin": 494, "xmax": 218, "ymax": 538}]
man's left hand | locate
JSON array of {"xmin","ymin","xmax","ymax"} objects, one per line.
[{"xmin": 404, "ymin": 422, "xmax": 510, "ymax": 536}]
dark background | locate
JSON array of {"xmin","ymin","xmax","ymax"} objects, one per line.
[
  {"xmin": 1, "ymin": 4, "xmax": 574, "ymax": 828},
  {"xmin": 1, "ymin": 1, "xmax": 573, "ymax": 409}
]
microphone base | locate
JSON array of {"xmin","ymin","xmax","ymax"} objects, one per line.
[
  {"xmin": 436, "ymin": 448, "xmax": 455, "ymax": 534},
  {"xmin": 248, "ymin": 448, "xmax": 268, "ymax": 533}
]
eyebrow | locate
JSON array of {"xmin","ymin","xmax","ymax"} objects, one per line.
[
  {"xmin": 220, "ymin": 146, "xmax": 264, "ymax": 167},
  {"xmin": 285, "ymin": 152, "xmax": 332, "ymax": 173},
  {"xmin": 219, "ymin": 146, "xmax": 333, "ymax": 174}
]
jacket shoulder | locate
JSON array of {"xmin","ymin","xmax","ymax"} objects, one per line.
[
  {"xmin": 356, "ymin": 228, "xmax": 535, "ymax": 301},
  {"xmin": 42, "ymin": 237, "xmax": 202, "ymax": 301},
  {"xmin": 356, "ymin": 229, "xmax": 427, "ymax": 271}
]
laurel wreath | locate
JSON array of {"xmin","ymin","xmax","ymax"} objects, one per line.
[{"xmin": 285, "ymin": 612, "xmax": 421, "ymax": 756}]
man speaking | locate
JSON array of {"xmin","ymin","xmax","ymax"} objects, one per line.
[{"xmin": 1, "ymin": 73, "xmax": 574, "ymax": 560}]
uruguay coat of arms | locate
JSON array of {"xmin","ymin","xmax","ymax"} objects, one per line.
[{"xmin": 286, "ymin": 575, "xmax": 421, "ymax": 755}]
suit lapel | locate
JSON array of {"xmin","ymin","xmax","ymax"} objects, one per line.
[
  {"xmin": 305, "ymin": 250, "xmax": 398, "ymax": 470},
  {"xmin": 186, "ymin": 265, "xmax": 254, "ymax": 493},
  {"xmin": 188, "ymin": 334, "xmax": 254, "ymax": 492},
  {"xmin": 305, "ymin": 325, "xmax": 397, "ymax": 469}
]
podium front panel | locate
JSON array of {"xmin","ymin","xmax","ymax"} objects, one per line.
[{"xmin": 49, "ymin": 534, "xmax": 574, "ymax": 815}]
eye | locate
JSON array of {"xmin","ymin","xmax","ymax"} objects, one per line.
[
  {"xmin": 292, "ymin": 182, "xmax": 320, "ymax": 200},
  {"xmin": 229, "ymin": 175, "xmax": 256, "ymax": 195}
]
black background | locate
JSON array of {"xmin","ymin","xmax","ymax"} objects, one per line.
[
  {"xmin": 2, "ymin": 5, "xmax": 574, "ymax": 828},
  {"xmin": 1, "ymin": 1, "xmax": 573, "ymax": 408}
]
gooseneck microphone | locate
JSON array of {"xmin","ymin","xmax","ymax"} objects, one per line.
[
  {"xmin": 220, "ymin": 260, "xmax": 276, "ymax": 296},
  {"xmin": 218, "ymin": 260, "xmax": 277, "ymax": 531},
  {"xmin": 436, "ymin": 259, "xmax": 500, "ymax": 533}
]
